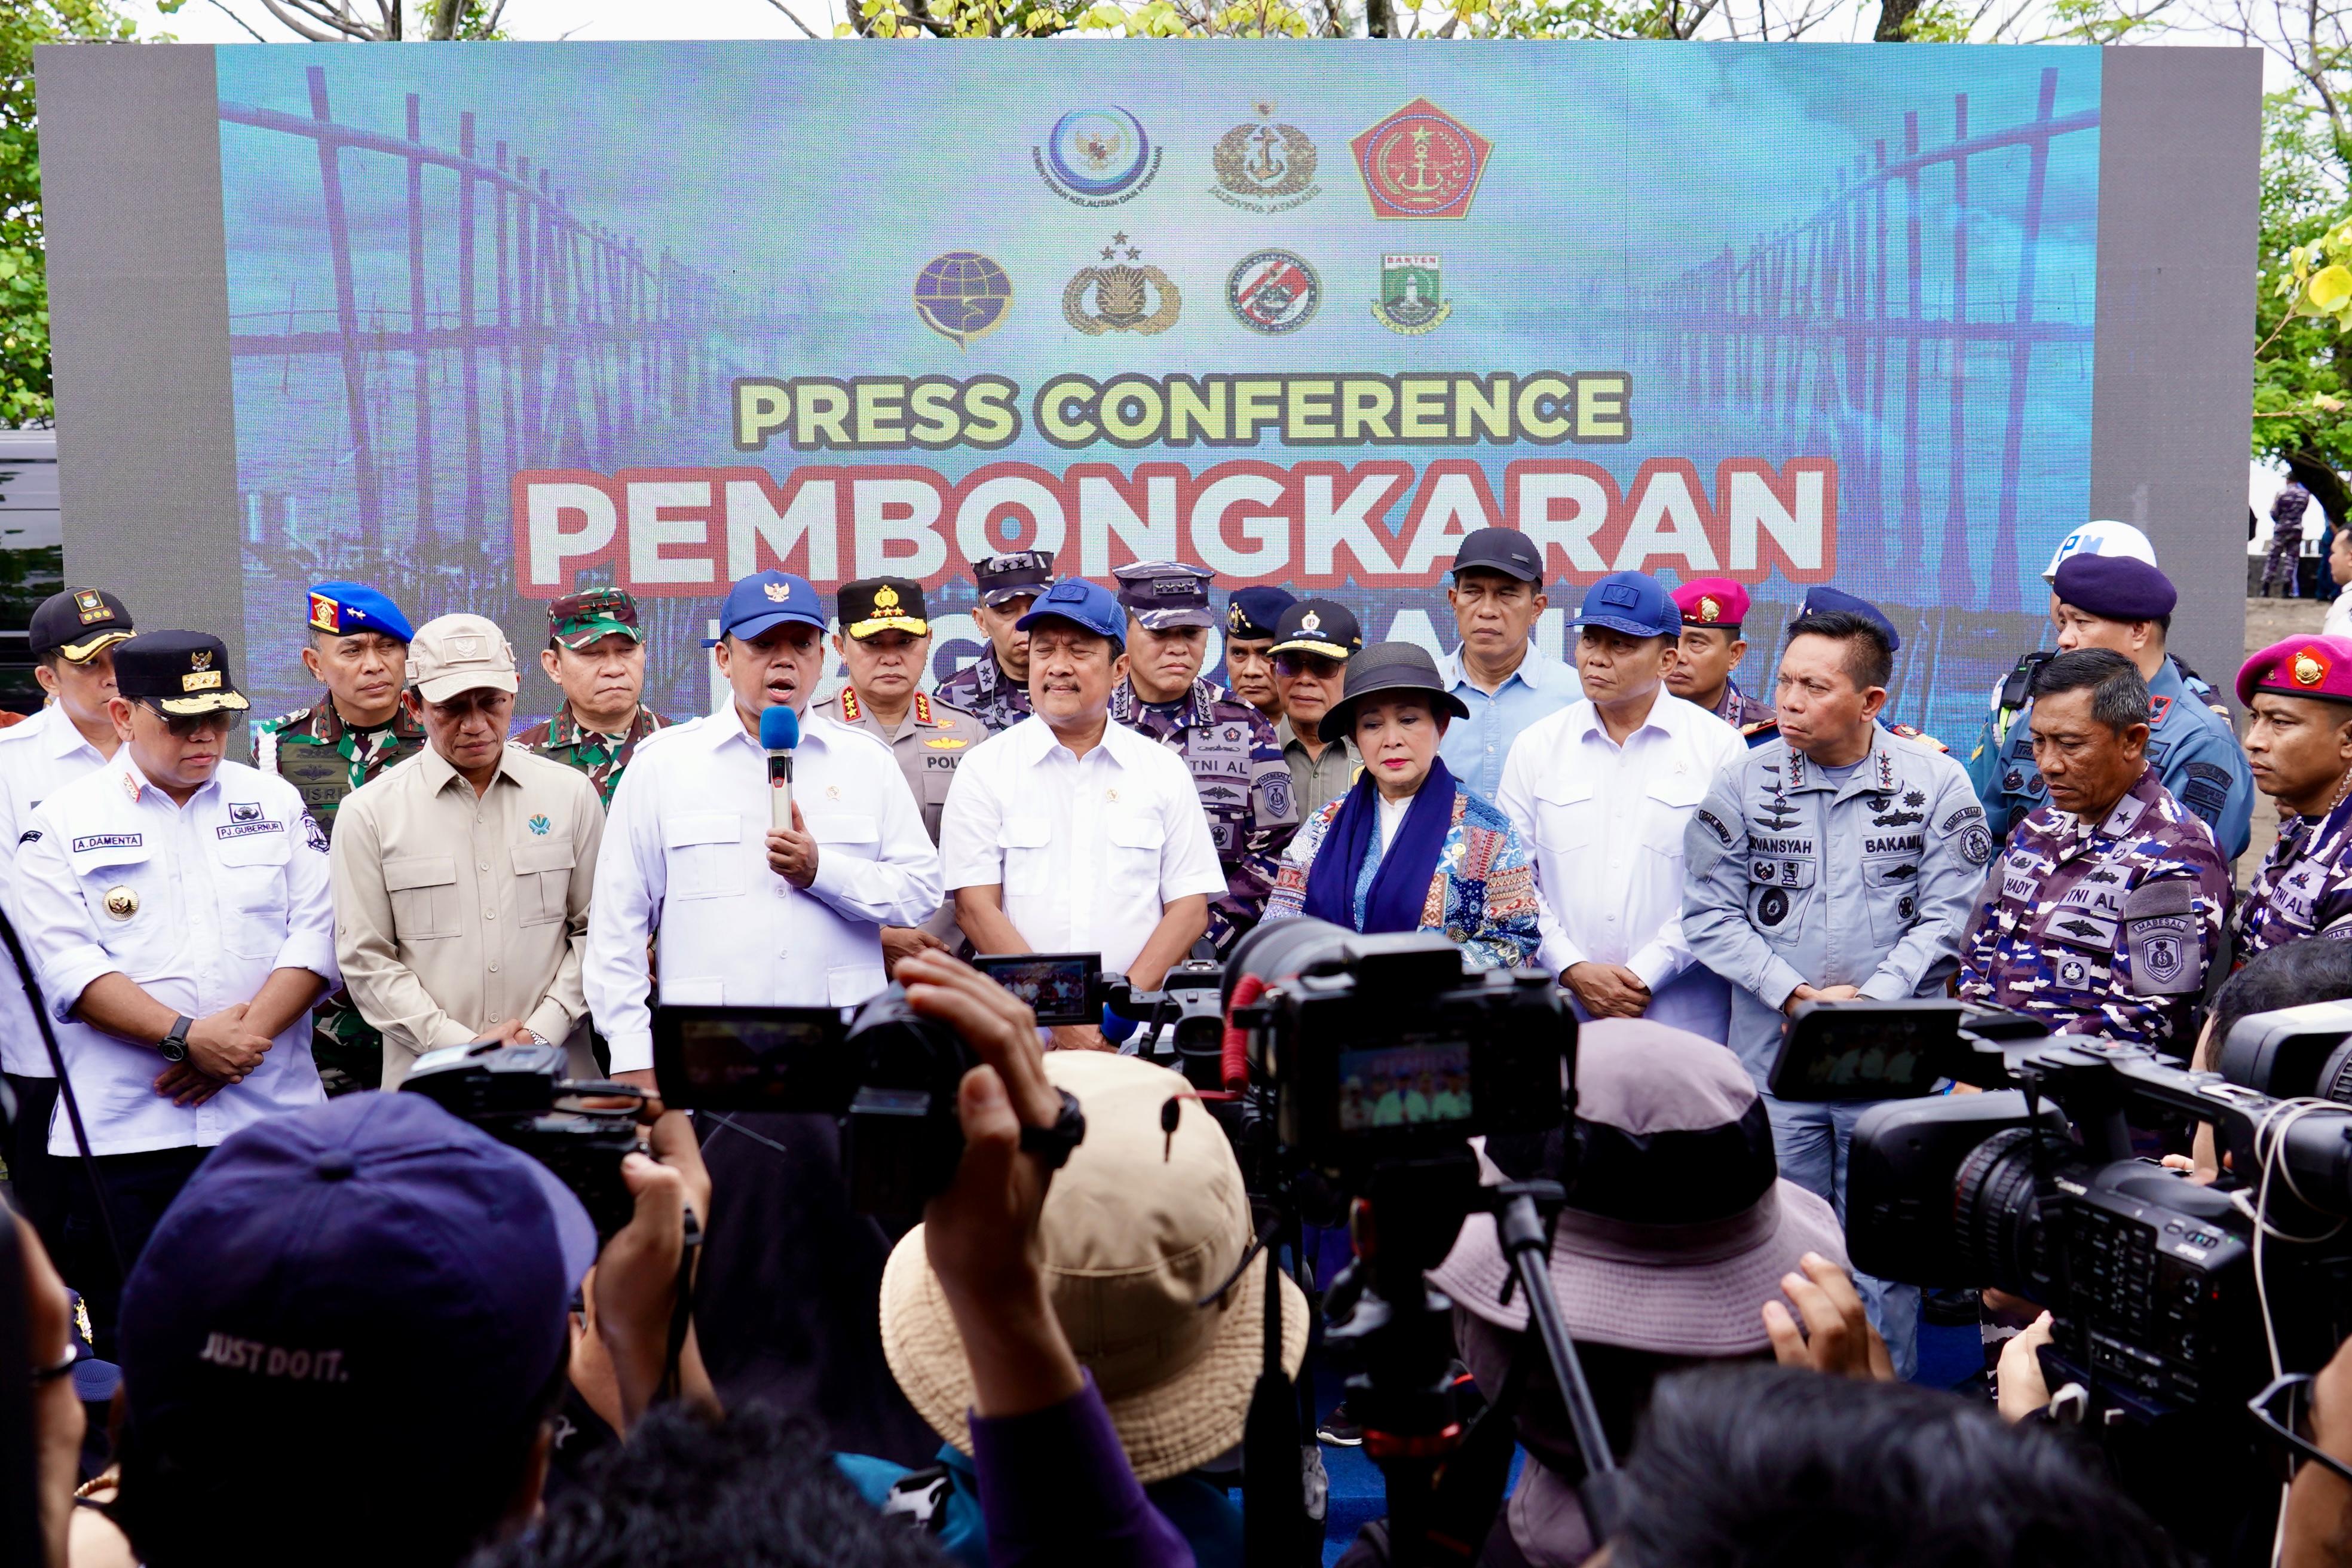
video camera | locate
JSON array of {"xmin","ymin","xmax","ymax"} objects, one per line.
[
  {"xmin": 400, "ymin": 1040, "xmax": 644, "ymax": 1239},
  {"xmin": 651, "ymin": 984, "xmax": 976, "ymax": 1220}
]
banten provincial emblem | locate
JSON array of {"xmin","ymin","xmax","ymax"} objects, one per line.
[
  {"xmin": 1210, "ymin": 103, "xmax": 1321, "ymax": 215},
  {"xmin": 1350, "ymin": 98, "xmax": 1492, "ymax": 220},
  {"xmin": 1370, "ymin": 254, "xmax": 1449, "ymax": 335},
  {"xmin": 1064, "ymin": 235, "xmax": 1181, "ymax": 336},
  {"xmin": 1227, "ymin": 249, "xmax": 1321, "ymax": 335},
  {"xmin": 1034, "ymin": 107, "xmax": 1161, "ymax": 208}
]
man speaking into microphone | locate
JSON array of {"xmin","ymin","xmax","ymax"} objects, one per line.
[
  {"xmin": 584, "ymin": 569, "xmax": 942, "ymax": 1087},
  {"xmin": 583, "ymin": 568, "xmax": 944, "ymax": 1459}
]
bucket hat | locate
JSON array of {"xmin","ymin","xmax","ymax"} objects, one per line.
[{"xmin": 1321, "ymin": 641, "xmax": 1472, "ymax": 739}]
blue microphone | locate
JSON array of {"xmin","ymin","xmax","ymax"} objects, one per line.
[{"xmin": 760, "ymin": 705, "xmax": 801, "ymax": 829}]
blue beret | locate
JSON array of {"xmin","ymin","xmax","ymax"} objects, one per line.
[
  {"xmin": 307, "ymin": 581, "xmax": 414, "ymax": 643},
  {"xmin": 2051, "ymin": 553, "xmax": 2176, "ymax": 622},
  {"xmin": 1226, "ymin": 586, "xmax": 1297, "ymax": 641},
  {"xmin": 1794, "ymin": 586, "xmax": 1900, "ymax": 653}
]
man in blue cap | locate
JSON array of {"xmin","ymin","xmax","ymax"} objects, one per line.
[
  {"xmin": 253, "ymin": 582, "xmax": 422, "ymax": 1097},
  {"xmin": 940, "ymin": 578, "xmax": 1226, "ymax": 1047},
  {"xmin": 1435, "ymin": 526, "xmax": 1580, "ymax": 797},
  {"xmin": 1223, "ymin": 584, "xmax": 1296, "ymax": 725},
  {"xmin": 1968, "ymin": 555, "xmax": 2253, "ymax": 859},
  {"xmin": 1786, "ymin": 586, "xmax": 1947, "ymax": 752},
  {"xmin": 1497, "ymin": 571, "xmax": 1745, "ymax": 1042}
]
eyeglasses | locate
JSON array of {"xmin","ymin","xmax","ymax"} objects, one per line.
[
  {"xmin": 148, "ymin": 707, "xmax": 233, "ymax": 739},
  {"xmin": 2249, "ymin": 1372, "xmax": 2352, "ymax": 1486},
  {"xmin": 1273, "ymin": 653, "xmax": 1345, "ymax": 679}
]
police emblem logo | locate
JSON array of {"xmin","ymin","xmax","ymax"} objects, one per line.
[
  {"xmin": 912, "ymin": 251, "xmax": 1014, "ymax": 349},
  {"xmin": 2296, "ymin": 651, "xmax": 2329, "ymax": 687},
  {"xmin": 1370, "ymin": 255, "xmax": 1450, "ymax": 335},
  {"xmin": 763, "ymin": 581, "xmax": 791, "ymax": 604},
  {"xmin": 1034, "ymin": 107, "xmax": 1162, "ymax": 207},
  {"xmin": 1349, "ymin": 98, "xmax": 1492, "ymax": 221},
  {"xmin": 1211, "ymin": 102, "xmax": 1322, "ymax": 214},
  {"xmin": 528, "ymin": 813, "xmax": 552, "ymax": 836},
  {"xmin": 1228, "ymin": 249, "xmax": 1321, "ymax": 335},
  {"xmin": 1064, "ymin": 235, "xmax": 1181, "ymax": 336},
  {"xmin": 103, "ymin": 886, "xmax": 137, "ymax": 920},
  {"xmin": 874, "ymin": 584, "xmax": 902, "ymax": 611},
  {"xmin": 1300, "ymin": 610, "xmax": 1323, "ymax": 633},
  {"xmin": 229, "ymin": 801, "xmax": 262, "ymax": 823}
]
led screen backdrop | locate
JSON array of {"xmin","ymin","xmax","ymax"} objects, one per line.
[{"xmin": 47, "ymin": 42, "xmax": 2253, "ymax": 742}]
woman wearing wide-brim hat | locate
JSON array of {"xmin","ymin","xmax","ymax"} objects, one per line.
[{"xmin": 1258, "ymin": 642, "xmax": 1542, "ymax": 972}]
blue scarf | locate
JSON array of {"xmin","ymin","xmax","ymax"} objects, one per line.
[{"xmin": 1301, "ymin": 758, "xmax": 1456, "ymax": 935}]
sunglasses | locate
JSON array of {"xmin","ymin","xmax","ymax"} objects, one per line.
[
  {"xmin": 2249, "ymin": 1372, "xmax": 2352, "ymax": 1486},
  {"xmin": 1273, "ymin": 653, "xmax": 1346, "ymax": 680},
  {"xmin": 147, "ymin": 707, "xmax": 234, "ymax": 739}
]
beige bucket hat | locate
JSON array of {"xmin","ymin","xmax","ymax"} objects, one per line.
[{"xmin": 880, "ymin": 1051, "xmax": 1309, "ymax": 1485}]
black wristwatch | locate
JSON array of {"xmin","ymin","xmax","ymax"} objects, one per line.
[
  {"xmin": 1016, "ymin": 1089, "xmax": 1087, "ymax": 1170},
  {"xmin": 158, "ymin": 1015, "xmax": 193, "ymax": 1064}
]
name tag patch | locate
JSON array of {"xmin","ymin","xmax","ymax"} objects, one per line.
[
  {"xmin": 217, "ymin": 820, "xmax": 286, "ymax": 840},
  {"xmin": 71, "ymin": 834, "xmax": 141, "ymax": 853}
]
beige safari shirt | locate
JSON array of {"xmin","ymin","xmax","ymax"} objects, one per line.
[{"xmin": 328, "ymin": 743, "xmax": 604, "ymax": 1086}]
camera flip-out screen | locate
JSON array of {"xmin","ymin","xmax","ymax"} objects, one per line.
[
  {"xmin": 973, "ymin": 953, "xmax": 1100, "ymax": 1026},
  {"xmin": 1337, "ymin": 1041, "xmax": 1474, "ymax": 1132}
]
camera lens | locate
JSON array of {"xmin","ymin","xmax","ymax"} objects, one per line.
[
  {"xmin": 1950, "ymin": 1125, "xmax": 2075, "ymax": 1297},
  {"xmin": 1222, "ymin": 916, "xmax": 1353, "ymax": 1014}
]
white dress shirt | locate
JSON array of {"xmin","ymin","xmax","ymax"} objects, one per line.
[
  {"xmin": 15, "ymin": 752, "xmax": 335, "ymax": 1155},
  {"xmin": 939, "ymin": 715, "xmax": 1227, "ymax": 978},
  {"xmin": 584, "ymin": 707, "xmax": 943, "ymax": 1074},
  {"xmin": 0, "ymin": 706, "xmax": 112, "ymax": 1076},
  {"xmin": 1496, "ymin": 692, "xmax": 1745, "ymax": 1043}
]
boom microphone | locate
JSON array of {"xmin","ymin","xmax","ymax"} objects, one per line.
[{"xmin": 760, "ymin": 703, "xmax": 800, "ymax": 830}]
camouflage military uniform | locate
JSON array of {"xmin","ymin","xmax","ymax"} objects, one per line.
[
  {"xmin": 933, "ymin": 654, "xmax": 1032, "ymax": 735},
  {"xmin": 255, "ymin": 696, "xmax": 427, "ymax": 1095},
  {"xmin": 1110, "ymin": 676, "xmax": 1300, "ymax": 953},
  {"xmin": 1958, "ymin": 769, "xmax": 2231, "ymax": 1052},
  {"xmin": 1702, "ymin": 676, "xmax": 1775, "ymax": 732},
  {"xmin": 2237, "ymin": 793, "xmax": 2352, "ymax": 960},
  {"xmin": 514, "ymin": 703, "xmax": 673, "ymax": 809}
]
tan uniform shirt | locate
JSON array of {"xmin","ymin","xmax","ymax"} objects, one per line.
[
  {"xmin": 328, "ymin": 743, "xmax": 604, "ymax": 1086},
  {"xmin": 1277, "ymin": 718, "xmax": 1362, "ymax": 822},
  {"xmin": 819, "ymin": 685, "xmax": 988, "ymax": 944}
]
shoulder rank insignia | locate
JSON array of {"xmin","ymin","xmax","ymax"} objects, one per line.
[
  {"xmin": 1886, "ymin": 723, "xmax": 1950, "ymax": 754},
  {"xmin": 2147, "ymin": 695, "xmax": 2173, "ymax": 727},
  {"xmin": 1740, "ymin": 717, "xmax": 1780, "ymax": 749},
  {"xmin": 838, "ymin": 686, "xmax": 862, "ymax": 724},
  {"xmin": 914, "ymin": 692, "xmax": 933, "ymax": 725}
]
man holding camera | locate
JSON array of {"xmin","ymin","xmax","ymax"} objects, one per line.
[
  {"xmin": 329, "ymin": 615, "xmax": 605, "ymax": 1088},
  {"xmin": 2236, "ymin": 635, "xmax": 2352, "ymax": 958},
  {"xmin": 1955, "ymin": 649, "xmax": 2231, "ymax": 1053},
  {"xmin": 14, "ymin": 632, "xmax": 336, "ymax": 1354},
  {"xmin": 1683, "ymin": 605, "xmax": 1989, "ymax": 1376}
]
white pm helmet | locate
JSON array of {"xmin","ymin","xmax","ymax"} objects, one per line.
[{"xmin": 2042, "ymin": 520, "xmax": 2157, "ymax": 583}]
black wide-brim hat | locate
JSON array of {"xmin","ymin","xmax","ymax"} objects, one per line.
[{"xmin": 1322, "ymin": 642, "xmax": 1471, "ymax": 738}]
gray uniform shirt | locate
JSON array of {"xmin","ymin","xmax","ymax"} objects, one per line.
[{"xmin": 1682, "ymin": 728, "xmax": 1990, "ymax": 1087}]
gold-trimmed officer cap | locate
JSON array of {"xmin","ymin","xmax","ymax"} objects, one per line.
[
  {"xmin": 838, "ymin": 577, "xmax": 930, "ymax": 640},
  {"xmin": 29, "ymin": 588, "xmax": 134, "ymax": 664},
  {"xmin": 114, "ymin": 632, "xmax": 249, "ymax": 717}
]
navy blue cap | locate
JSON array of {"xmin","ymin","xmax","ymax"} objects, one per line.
[
  {"xmin": 1113, "ymin": 560, "xmax": 1217, "ymax": 631},
  {"xmin": 1015, "ymin": 578, "xmax": 1125, "ymax": 646},
  {"xmin": 1570, "ymin": 572, "xmax": 1679, "ymax": 639},
  {"xmin": 2052, "ymin": 553, "xmax": 2178, "ymax": 623},
  {"xmin": 1794, "ymin": 586, "xmax": 1902, "ymax": 653},
  {"xmin": 1226, "ymin": 586, "xmax": 1297, "ymax": 641},
  {"xmin": 119, "ymin": 1094, "xmax": 595, "ymax": 1479},
  {"xmin": 706, "ymin": 570, "xmax": 826, "ymax": 646},
  {"xmin": 59, "ymin": 1290, "xmax": 119, "ymax": 1404},
  {"xmin": 308, "ymin": 581, "xmax": 415, "ymax": 643},
  {"xmin": 974, "ymin": 550, "xmax": 1056, "ymax": 609},
  {"xmin": 1450, "ymin": 526, "xmax": 1545, "ymax": 584}
]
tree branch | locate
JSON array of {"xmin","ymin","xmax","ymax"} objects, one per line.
[{"xmin": 760, "ymin": 0, "xmax": 826, "ymax": 35}]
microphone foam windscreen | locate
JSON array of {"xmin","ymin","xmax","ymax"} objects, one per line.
[{"xmin": 759, "ymin": 704, "xmax": 801, "ymax": 750}]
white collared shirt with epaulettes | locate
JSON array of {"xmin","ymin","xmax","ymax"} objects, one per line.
[
  {"xmin": 0, "ymin": 706, "xmax": 112, "ymax": 1077},
  {"xmin": 14, "ymin": 751, "xmax": 336, "ymax": 1155}
]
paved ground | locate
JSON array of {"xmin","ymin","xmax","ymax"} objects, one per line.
[{"xmin": 2243, "ymin": 593, "xmax": 2332, "ymax": 868}]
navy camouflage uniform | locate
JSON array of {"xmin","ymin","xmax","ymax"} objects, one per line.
[
  {"xmin": 936, "ymin": 549, "xmax": 1054, "ymax": 735},
  {"xmin": 1958, "ymin": 768, "xmax": 2231, "ymax": 1052},
  {"xmin": 2238, "ymin": 795, "xmax": 2352, "ymax": 958},
  {"xmin": 1110, "ymin": 676, "xmax": 1299, "ymax": 953}
]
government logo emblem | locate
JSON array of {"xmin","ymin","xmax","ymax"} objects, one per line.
[
  {"xmin": 74, "ymin": 589, "xmax": 108, "ymax": 623},
  {"xmin": 1064, "ymin": 235, "xmax": 1181, "ymax": 336},
  {"xmin": 528, "ymin": 814, "xmax": 552, "ymax": 836},
  {"xmin": 1350, "ymin": 98, "xmax": 1492, "ymax": 220},
  {"xmin": 1210, "ymin": 102, "xmax": 1321, "ymax": 215},
  {"xmin": 764, "ymin": 581, "xmax": 791, "ymax": 602},
  {"xmin": 1034, "ymin": 108, "xmax": 1160, "ymax": 208},
  {"xmin": 104, "ymin": 886, "xmax": 137, "ymax": 920},
  {"xmin": 912, "ymin": 252, "xmax": 1013, "ymax": 348},
  {"xmin": 1370, "ymin": 253, "xmax": 1449, "ymax": 335},
  {"xmin": 1227, "ymin": 249, "xmax": 1321, "ymax": 335}
]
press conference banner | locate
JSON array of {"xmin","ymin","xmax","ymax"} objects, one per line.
[{"xmin": 33, "ymin": 43, "xmax": 2262, "ymax": 739}]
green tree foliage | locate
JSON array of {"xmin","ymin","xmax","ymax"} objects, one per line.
[
  {"xmin": 0, "ymin": 0, "xmax": 134, "ymax": 428},
  {"xmin": 2253, "ymin": 94, "xmax": 2352, "ymax": 517}
]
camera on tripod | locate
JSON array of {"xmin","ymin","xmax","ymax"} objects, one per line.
[
  {"xmin": 1771, "ymin": 1000, "xmax": 2352, "ymax": 1423},
  {"xmin": 650, "ymin": 985, "xmax": 975, "ymax": 1220},
  {"xmin": 399, "ymin": 1039, "xmax": 643, "ymax": 1239}
]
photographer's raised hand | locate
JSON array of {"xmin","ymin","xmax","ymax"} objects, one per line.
[
  {"xmin": 1996, "ymin": 1312, "xmax": 2055, "ymax": 1423},
  {"xmin": 898, "ymin": 949, "xmax": 1084, "ymax": 1418},
  {"xmin": 1761, "ymin": 1252, "xmax": 1896, "ymax": 1382},
  {"xmin": 586, "ymin": 1108, "xmax": 716, "ymax": 1430}
]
